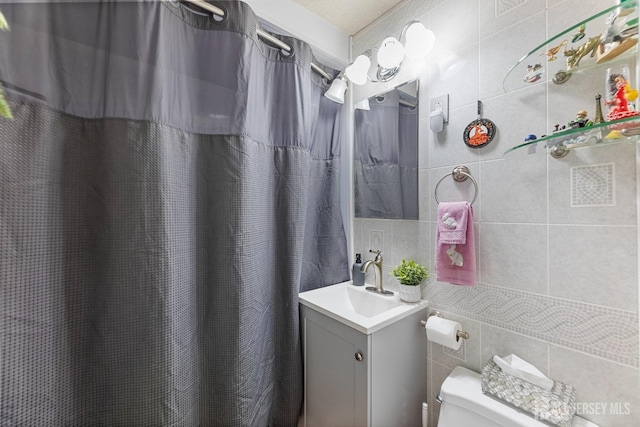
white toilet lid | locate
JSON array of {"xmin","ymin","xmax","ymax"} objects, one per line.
[{"xmin": 440, "ymin": 366, "xmax": 600, "ymax": 427}]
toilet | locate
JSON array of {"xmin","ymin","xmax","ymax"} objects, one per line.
[{"xmin": 437, "ymin": 366, "xmax": 600, "ymax": 427}]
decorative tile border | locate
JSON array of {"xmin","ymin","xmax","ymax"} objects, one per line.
[
  {"xmin": 443, "ymin": 339, "xmax": 466, "ymax": 361},
  {"xmin": 426, "ymin": 282, "xmax": 639, "ymax": 367}
]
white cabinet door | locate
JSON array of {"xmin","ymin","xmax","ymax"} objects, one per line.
[
  {"xmin": 302, "ymin": 307, "xmax": 369, "ymax": 427},
  {"xmin": 301, "ymin": 305, "xmax": 428, "ymax": 427},
  {"xmin": 370, "ymin": 310, "xmax": 428, "ymax": 427}
]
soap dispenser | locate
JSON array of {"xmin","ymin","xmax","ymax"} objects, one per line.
[{"xmin": 352, "ymin": 253, "xmax": 365, "ymax": 286}]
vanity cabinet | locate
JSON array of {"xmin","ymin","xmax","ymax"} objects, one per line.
[{"xmin": 300, "ymin": 304, "xmax": 428, "ymax": 427}]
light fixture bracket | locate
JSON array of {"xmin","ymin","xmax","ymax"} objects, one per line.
[{"xmin": 376, "ymin": 65, "xmax": 401, "ymax": 82}]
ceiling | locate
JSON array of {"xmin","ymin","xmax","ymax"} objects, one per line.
[{"xmin": 292, "ymin": 0, "xmax": 405, "ymax": 35}]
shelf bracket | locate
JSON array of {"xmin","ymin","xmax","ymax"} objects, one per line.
[{"xmin": 549, "ymin": 143, "xmax": 570, "ymax": 158}]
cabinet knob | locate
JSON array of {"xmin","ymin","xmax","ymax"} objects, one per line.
[{"xmin": 355, "ymin": 352, "xmax": 364, "ymax": 362}]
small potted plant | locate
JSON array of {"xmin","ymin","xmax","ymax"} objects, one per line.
[{"xmin": 391, "ymin": 259, "xmax": 429, "ymax": 302}]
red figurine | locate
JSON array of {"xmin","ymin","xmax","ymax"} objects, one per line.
[{"xmin": 605, "ymin": 74, "xmax": 640, "ymax": 121}]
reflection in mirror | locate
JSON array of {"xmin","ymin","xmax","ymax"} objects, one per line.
[{"xmin": 354, "ymin": 80, "xmax": 419, "ymax": 219}]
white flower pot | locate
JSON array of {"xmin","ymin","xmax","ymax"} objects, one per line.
[{"xmin": 398, "ymin": 283, "xmax": 421, "ymax": 302}]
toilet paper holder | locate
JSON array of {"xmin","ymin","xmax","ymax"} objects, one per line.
[{"xmin": 419, "ymin": 311, "xmax": 470, "ymax": 340}]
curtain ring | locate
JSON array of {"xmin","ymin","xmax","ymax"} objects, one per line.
[{"xmin": 434, "ymin": 165, "xmax": 478, "ymax": 205}]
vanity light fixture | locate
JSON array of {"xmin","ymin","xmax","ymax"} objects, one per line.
[
  {"xmin": 345, "ymin": 54, "xmax": 371, "ymax": 85},
  {"xmin": 376, "ymin": 36, "xmax": 405, "ymax": 80},
  {"xmin": 354, "ymin": 98, "xmax": 370, "ymax": 110},
  {"xmin": 323, "ymin": 74, "xmax": 348, "ymax": 104},
  {"xmin": 403, "ymin": 21, "xmax": 436, "ymax": 59},
  {"xmin": 376, "ymin": 21, "xmax": 435, "ymax": 82},
  {"xmin": 325, "ymin": 21, "xmax": 435, "ymax": 101}
]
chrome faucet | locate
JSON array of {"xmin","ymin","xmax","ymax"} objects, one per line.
[{"xmin": 361, "ymin": 250, "xmax": 394, "ymax": 296}]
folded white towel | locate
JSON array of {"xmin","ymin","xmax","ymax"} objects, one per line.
[{"xmin": 493, "ymin": 354, "xmax": 554, "ymax": 391}]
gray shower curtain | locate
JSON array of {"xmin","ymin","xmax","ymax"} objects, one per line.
[
  {"xmin": 0, "ymin": 1, "xmax": 349, "ymax": 425},
  {"xmin": 354, "ymin": 90, "xmax": 418, "ymax": 219}
]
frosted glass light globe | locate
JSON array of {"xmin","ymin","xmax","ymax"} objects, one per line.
[
  {"xmin": 404, "ymin": 22, "xmax": 435, "ymax": 60},
  {"xmin": 377, "ymin": 37, "xmax": 404, "ymax": 69},
  {"xmin": 324, "ymin": 77, "xmax": 347, "ymax": 104},
  {"xmin": 345, "ymin": 55, "xmax": 371, "ymax": 85},
  {"xmin": 355, "ymin": 98, "xmax": 370, "ymax": 110}
]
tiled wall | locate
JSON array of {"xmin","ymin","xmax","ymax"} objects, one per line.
[{"xmin": 352, "ymin": 1, "xmax": 640, "ymax": 426}]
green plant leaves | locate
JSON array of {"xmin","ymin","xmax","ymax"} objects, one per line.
[{"xmin": 391, "ymin": 259, "xmax": 428, "ymax": 286}]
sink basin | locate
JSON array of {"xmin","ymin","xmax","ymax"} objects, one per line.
[
  {"xmin": 346, "ymin": 286, "xmax": 401, "ymax": 317},
  {"xmin": 299, "ymin": 281, "xmax": 428, "ymax": 334}
]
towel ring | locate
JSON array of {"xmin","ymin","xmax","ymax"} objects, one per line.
[{"xmin": 434, "ymin": 165, "xmax": 478, "ymax": 205}]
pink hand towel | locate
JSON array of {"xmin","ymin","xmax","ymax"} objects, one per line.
[
  {"xmin": 437, "ymin": 202, "xmax": 469, "ymax": 244},
  {"xmin": 435, "ymin": 202, "xmax": 476, "ymax": 286}
]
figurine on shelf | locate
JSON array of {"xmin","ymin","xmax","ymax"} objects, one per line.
[
  {"xmin": 594, "ymin": 94, "xmax": 605, "ymax": 124},
  {"xmin": 617, "ymin": 0, "xmax": 636, "ymax": 17},
  {"xmin": 571, "ymin": 24, "xmax": 586, "ymax": 43},
  {"xmin": 604, "ymin": 73, "xmax": 640, "ymax": 121},
  {"xmin": 541, "ymin": 40, "xmax": 567, "ymax": 61},
  {"xmin": 523, "ymin": 63, "xmax": 543, "ymax": 83},
  {"xmin": 602, "ymin": 11, "xmax": 624, "ymax": 45},
  {"xmin": 597, "ymin": 10, "xmax": 638, "ymax": 63},
  {"xmin": 553, "ymin": 124, "xmax": 567, "ymax": 133},
  {"xmin": 568, "ymin": 110, "xmax": 593, "ymax": 128},
  {"xmin": 563, "ymin": 34, "xmax": 601, "ymax": 70}
]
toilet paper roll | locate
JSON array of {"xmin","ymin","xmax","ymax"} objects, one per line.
[{"xmin": 425, "ymin": 316, "xmax": 463, "ymax": 351}]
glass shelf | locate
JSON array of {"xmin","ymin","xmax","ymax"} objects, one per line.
[
  {"xmin": 503, "ymin": 1, "xmax": 638, "ymax": 93},
  {"xmin": 504, "ymin": 115, "xmax": 640, "ymax": 157}
]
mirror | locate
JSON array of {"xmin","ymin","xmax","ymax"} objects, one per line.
[{"xmin": 354, "ymin": 80, "xmax": 419, "ymax": 219}]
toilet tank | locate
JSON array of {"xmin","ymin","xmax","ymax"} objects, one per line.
[{"xmin": 437, "ymin": 366, "xmax": 599, "ymax": 427}]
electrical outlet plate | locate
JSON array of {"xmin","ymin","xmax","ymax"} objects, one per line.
[{"xmin": 430, "ymin": 94, "xmax": 449, "ymax": 123}]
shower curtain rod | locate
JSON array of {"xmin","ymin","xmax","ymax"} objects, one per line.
[
  {"xmin": 399, "ymin": 99, "xmax": 416, "ymax": 108},
  {"xmin": 182, "ymin": 0, "xmax": 334, "ymax": 82}
]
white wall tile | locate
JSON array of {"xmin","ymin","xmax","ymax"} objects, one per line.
[
  {"xmin": 550, "ymin": 345, "xmax": 640, "ymax": 427},
  {"xmin": 549, "ymin": 225, "xmax": 638, "ymax": 310},
  {"xmin": 390, "ymin": 220, "xmax": 422, "ymax": 268},
  {"xmin": 480, "ymin": 324, "xmax": 549, "ymax": 376},
  {"xmin": 418, "ymin": 221, "xmax": 433, "ymax": 298},
  {"xmin": 419, "ymin": 115, "xmax": 431, "ymax": 171},
  {"xmin": 429, "ymin": 44, "xmax": 480, "ymax": 111},
  {"xmin": 480, "ymin": 84, "xmax": 547, "ymax": 161},
  {"xmin": 479, "ymin": 0, "xmax": 547, "ymax": 40},
  {"xmin": 429, "ymin": 0, "xmax": 479, "ymax": 54},
  {"xmin": 548, "ymin": 0, "xmax": 616, "ymax": 39},
  {"xmin": 429, "ymin": 103, "xmax": 481, "ymax": 169},
  {"xmin": 479, "ymin": 11, "xmax": 547, "ymax": 100},
  {"xmin": 479, "ymin": 223, "xmax": 548, "ymax": 292},
  {"xmin": 353, "ymin": 218, "xmax": 365, "ymax": 257},
  {"xmin": 428, "ymin": 222, "xmax": 438, "ymax": 274},
  {"xmin": 548, "ymin": 142, "xmax": 637, "ymax": 226},
  {"xmin": 419, "ymin": 169, "xmax": 432, "ymax": 222},
  {"xmin": 480, "ymin": 153, "xmax": 547, "ymax": 224}
]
